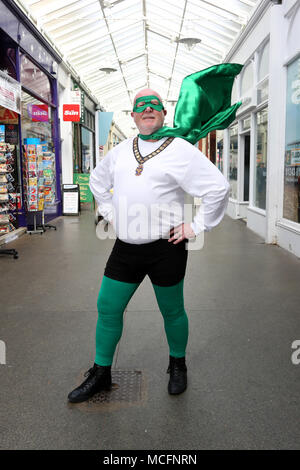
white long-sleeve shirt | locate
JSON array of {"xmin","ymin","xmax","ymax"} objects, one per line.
[{"xmin": 90, "ymin": 136, "xmax": 229, "ymax": 244}]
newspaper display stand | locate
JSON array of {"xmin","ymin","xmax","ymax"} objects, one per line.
[
  {"xmin": 62, "ymin": 184, "xmax": 80, "ymax": 216},
  {"xmin": 23, "ymin": 143, "xmax": 44, "ymax": 234},
  {"xmin": 0, "ymin": 142, "xmax": 19, "ymax": 258}
]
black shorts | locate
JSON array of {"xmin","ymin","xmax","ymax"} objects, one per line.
[{"xmin": 104, "ymin": 238, "xmax": 188, "ymax": 287}]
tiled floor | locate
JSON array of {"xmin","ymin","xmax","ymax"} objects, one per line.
[{"xmin": 0, "ymin": 211, "xmax": 299, "ymax": 449}]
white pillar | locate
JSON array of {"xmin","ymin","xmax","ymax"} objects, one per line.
[
  {"xmin": 265, "ymin": 3, "xmax": 286, "ymax": 244},
  {"xmin": 223, "ymin": 128, "xmax": 229, "ymax": 180},
  {"xmin": 249, "ymin": 112, "xmax": 256, "ymax": 207},
  {"xmin": 95, "ymin": 110, "xmax": 100, "ymax": 166},
  {"xmin": 238, "ymin": 120, "xmax": 244, "ymax": 202},
  {"xmin": 58, "ymin": 72, "xmax": 73, "ymax": 184}
]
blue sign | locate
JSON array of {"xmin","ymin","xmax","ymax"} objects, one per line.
[{"xmin": 98, "ymin": 112, "xmax": 114, "ymax": 146}]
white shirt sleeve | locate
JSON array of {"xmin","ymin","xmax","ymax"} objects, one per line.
[
  {"xmin": 89, "ymin": 152, "xmax": 114, "ymax": 223},
  {"xmin": 177, "ymin": 149, "xmax": 230, "ymax": 233}
]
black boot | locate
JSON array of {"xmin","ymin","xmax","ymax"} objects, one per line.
[
  {"xmin": 167, "ymin": 356, "xmax": 187, "ymax": 395},
  {"xmin": 68, "ymin": 364, "xmax": 112, "ymax": 403}
]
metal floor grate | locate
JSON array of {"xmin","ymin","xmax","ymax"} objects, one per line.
[{"xmin": 87, "ymin": 370, "xmax": 142, "ymax": 405}]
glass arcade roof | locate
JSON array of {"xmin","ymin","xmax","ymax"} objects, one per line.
[{"xmin": 14, "ymin": 0, "xmax": 260, "ymax": 137}]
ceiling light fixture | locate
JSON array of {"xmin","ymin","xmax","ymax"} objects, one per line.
[
  {"xmin": 99, "ymin": 66, "xmax": 117, "ymax": 74},
  {"xmin": 176, "ymin": 21, "xmax": 202, "ymax": 51},
  {"xmin": 177, "ymin": 36, "xmax": 201, "ymax": 51}
]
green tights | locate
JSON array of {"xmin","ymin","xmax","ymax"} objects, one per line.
[{"xmin": 95, "ymin": 276, "xmax": 189, "ymax": 366}]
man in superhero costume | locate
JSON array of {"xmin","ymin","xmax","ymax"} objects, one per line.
[{"xmin": 68, "ymin": 64, "xmax": 242, "ymax": 403}]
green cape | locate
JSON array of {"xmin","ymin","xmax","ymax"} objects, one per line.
[{"xmin": 138, "ymin": 63, "xmax": 243, "ymax": 145}]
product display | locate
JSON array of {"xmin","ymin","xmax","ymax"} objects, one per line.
[
  {"xmin": 23, "ymin": 144, "xmax": 45, "ymax": 211},
  {"xmin": 22, "ymin": 141, "xmax": 56, "ymax": 212},
  {"xmin": 42, "ymin": 150, "xmax": 56, "ymax": 207},
  {"xmin": 0, "ymin": 142, "xmax": 20, "ymax": 236}
]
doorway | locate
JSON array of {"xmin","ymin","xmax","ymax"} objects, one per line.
[{"xmin": 244, "ymin": 134, "xmax": 250, "ymax": 202}]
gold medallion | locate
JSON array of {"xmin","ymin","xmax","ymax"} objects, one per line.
[
  {"xmin": 133, "ymin": 136, "xmax": 174, "ymax": 176},
  {"xmin": 135, "ymin": 164, "xmax": 144, "ymax": 176}
]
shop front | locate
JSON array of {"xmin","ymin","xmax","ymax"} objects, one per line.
[
  {"xmin": 0, "ymin": 30, "xmax": 22, "ymax": 243},
  {"xmin": 214, "ymin": 0, "xmax": 300, "ymax": 257},
  {"xmin": 0, "ymin": 0, "xmax": 61, "ymax": 239},
  {"xmin": 283, "ymin": 57, "xmax": 300, "ymax": 225},
  {"xmin": 72, "ymin": 82, "xmax": 96, "ymax": 207},
  {"xmin": 0, "ymin": 72, "xmax": 21, "ymax": 241}
]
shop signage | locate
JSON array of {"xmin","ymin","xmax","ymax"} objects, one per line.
[
  {"xmin": 62, "ymin": 184, "xmax": 80, "ymax": 215},
  {"xmin": 27, "ymin": 104, "xmax": 49, "ymax": 122},
  {"xmin": 32, "ymin": 104, "xmax": 48, "ymax": 122},
  {"xmin": 0, "ymin": 107, "xmax": 18, "ymax": 124},
  {"xmin": 81, "ymin": 92, "xmax": 85, "ymax": 123},
  {"xmin": 63, "ymin": 90, "xmax": 84, "ymax": 122},
  {"xmin": 98, "ymin": 112, "xmax": 114, "ymax": 145},
  {"xmin": 63, "ymin": 104, "xmax": 81, "ymax": 122},
  {"xmin": 70, "ymin": 90, "xmax": 81, "ymax": 105},
  {"xmin": 5, "ymin": 125, "xmax": 18, "ymax": 144},
  {"xmin": 73, "ymin": 173, "xmax": 93, "ymax": 203},
  {"xmin": 291, "ymin": 148, "xmax": 300, "ymax": 165},
  {"xmin": 0, "ymin": 70, "xmax": 21, "ymax": 114}
]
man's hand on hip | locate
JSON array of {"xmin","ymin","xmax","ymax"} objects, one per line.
[{"xmin": 168, "ymin": 223, "xmax": 196, "ymax": 244}]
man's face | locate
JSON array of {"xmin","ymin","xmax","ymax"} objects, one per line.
[{"xmin": 131, "ymin": 90, "xmax": 167, "ymax": 136}]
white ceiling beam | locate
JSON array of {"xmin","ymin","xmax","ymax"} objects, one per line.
[
  {"xmin": 97, "ymin": 0, "xmax": 138, "ymax": 107},
  {"xmin": 142, "ymin": 0, "xmax": 149, "ymax": 88},
  {"xmin": 41, "ymin": 0, "xmax": 98, "ymax": 25}
]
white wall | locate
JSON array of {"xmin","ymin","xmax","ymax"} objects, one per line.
[
  {"xmin": 57, "ymin": 65, "xmax": 73, "ymax": 184},
  {"xmin": 228, "ymin": 7, "xmax": 271, "ymax": 66}
]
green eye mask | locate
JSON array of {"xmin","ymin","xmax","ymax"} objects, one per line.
[{"xmin": 133, "ymin": 95, "xmax": 164, "ymax": 113}]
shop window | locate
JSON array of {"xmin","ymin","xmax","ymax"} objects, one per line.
[
  {"xmin": 229, "ymin": 124, "xmax": 238, "ymax": 199},
  {"xmin": 81, "ymin": 127, "xmax": 94, "ymax": 173},
  {"xmin": 258, "ymin": 42, "xmax": 269, "ymax": 82},
  {"xmin": 21, "ymin": 90, "xmax": 57, "ymax": 212},
  {"xmin": 242, "ymin": 116, "xmax": 251, "ymax": 132},
  {"xmin": 257, "ymin": 42, "xmax": 269, "ymax": 105},
  {"xmin": 73, "ymin": 113, "xmax": 95, "ymax": 174},
  {"xmin": 73, "ymin": 123, "xmax": 81, "ymax": 173},
  {"xmin": 257, "ymin": 80, "xmax": 269, "ymax": 105},
  {"xmin": 254, "ymin": 108, "xmax": 268, "ymax": 210},
  {"xmin": 0, "ymin": 115, "xmax": 20, "ymax": 235},
  {"xmin": 231, "ymin": 77, "xmax": 238, "ymax": 104},
  {"xmin": 283, "ymin": 57, "xmax": 300, "ymax": 223},
  {"xmin": 84, "ymin": 109, "xmax": 95, "ymax": 132},
  {"xmin": 241, "ymin": 61, "xmax": 254, "ymax": 97},
  {"xmin": 20, "ymin": 55, "xmax": 51, "ymax": 103},
  {"xmin": 216, "ymin": 130, "xmax": 224, "ymax": 172},
  {"xmin": 0, "ymin": 46, "xmax": 17, "ymax": 80}
]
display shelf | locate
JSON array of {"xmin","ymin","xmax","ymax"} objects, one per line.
[
  {"xmin": 0, "ymin": 142, "xmax": 19, "ymax": 258},
  {"xmin": 22, "ymin": 143, "xmax": 58, "ymax": 233}
]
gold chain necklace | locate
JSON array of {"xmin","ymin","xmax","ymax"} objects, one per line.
[{"xmin": 133, "ymin": 136, "xmax": 174, "ymax": 176}]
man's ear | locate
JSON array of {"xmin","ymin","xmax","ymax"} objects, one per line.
[
  {"xmin": 131, "ymin": 112, "xmax": 134, "ymax": 118},
  {"xmin": 163, "ymin": 109, "xmax": 167, "ymax": 116}
]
